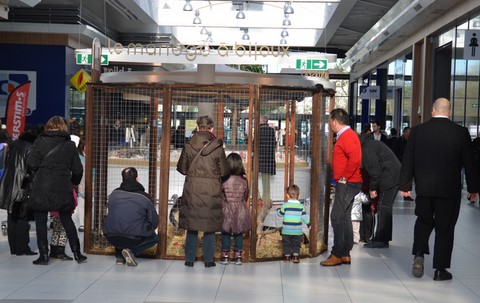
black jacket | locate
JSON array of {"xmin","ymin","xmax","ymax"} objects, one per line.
[
  {"xmin": 360, "ymin": 133, "xmax": 401, "ymax": 191},
  {"xmin": 0, "ymin": 131, "xmax": 36, "ymax": 215},
  {"xmin": 27, "ymin": 130, "xmax": 83, "ymax": 212},
  {"xmin": 103, "ymin": 180, "xmax": 159, "ymax": 238},
  {"xmin": 399, "ymin": 117, "xmax": 480, "ymax": 198}
]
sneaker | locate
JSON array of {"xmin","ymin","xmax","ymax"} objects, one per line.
[
  {"xmin": 220, "ymin": 256, "xmax": 230, "ymax": 265},
  {"xmin": 115, "ymin": 257, "xmax": 126, "ymax": 265},
  {"xmin": 230, "ymin": 257, "xmax": 242, "ymax": 265},
  {"xmin": 121, "ymin": 249, "xmax": 138, "ymax": 267}
]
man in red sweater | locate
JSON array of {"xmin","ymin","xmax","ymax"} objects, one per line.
[{"xmin": 321, "ymin": 108, "xmax": 363, "ymax": 266}]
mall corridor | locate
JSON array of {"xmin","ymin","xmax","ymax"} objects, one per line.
[{"xmin": 0, "ymin": 193, "xmax": 480, "ymax": 303}]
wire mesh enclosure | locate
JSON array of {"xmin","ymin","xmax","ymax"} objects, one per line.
[{"xmin": 84, "ymin": 71, "xmax": 335, "ymax": 262}]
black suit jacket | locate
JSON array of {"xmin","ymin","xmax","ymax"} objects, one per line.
[{"xmin": 399, "ymin": 117, "xmax": 479, "ymax": 198}]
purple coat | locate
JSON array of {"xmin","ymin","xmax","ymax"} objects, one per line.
[{"xmin": 221, "ymin": 175, "xmax": 252, "ymax": 234}]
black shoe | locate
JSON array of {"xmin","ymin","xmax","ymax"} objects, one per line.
[
  {"xmin": 434, "ymin": 269, "xmax": 453, "ymax": 281},
  {"xmin": 404, "ymin": 196, "xmax": 414, "ymax": 201},
  {"xmin": 364, "ymin": 241, "xmax": 389, "ymax": 248},
  {"xmin": 204, "ymin": 262, "xmax": 216, "ymax": 268},
  {"xmin": 184, "ymin": 261, "xmax": 194, "ymax": 267},
  {"xmin": 78, "ymin": 226, "xmax": 84, "ymax": 232}
]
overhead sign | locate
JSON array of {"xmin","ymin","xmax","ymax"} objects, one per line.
[
  {"xmin": 295, "ymin": 59, "xmax": 328, "ymax": 70},
  {"xmin": 76, "ymin": 54, "xmax": 109, "ymax": 65},
  {"xmin": 464, "ymin": 30, "xmax": 480, "ymax": 60},
  {"xmin": 360, "ymin": 86, "xmax": 380, "ymax": 99}
]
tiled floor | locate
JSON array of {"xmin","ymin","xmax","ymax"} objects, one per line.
[{"xmin": 1, "ymin": 193, "xmax": 480, "ymax": 303}]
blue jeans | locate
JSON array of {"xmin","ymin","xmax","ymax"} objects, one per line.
[
  {"xmin": 331, "ymin": 182, "xmax": 361, "ymax": 257},
  {"xmin": 221, "ymin": 232, "xmax": 244, "ymax": 251},
  {"xmin": 185, "ymin": 230, "xmax": 215, "ymax": 263},
  {"xmin": 106, "ymin": 234, "xmax": 158, "ymax": 258}
]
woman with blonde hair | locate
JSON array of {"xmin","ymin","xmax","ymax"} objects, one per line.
[{"xmin": 27, "ymin": 116, "xmax": 86, "ymax": 265}]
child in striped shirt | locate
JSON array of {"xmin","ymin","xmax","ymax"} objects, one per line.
[{"xmin": 277, "ymin": 184, "xmax": 311, "ymax": 263}]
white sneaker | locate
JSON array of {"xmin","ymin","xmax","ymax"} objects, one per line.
[{"xmin": 121, "ymin": 249, "xmax": 138, "ymax": 267}]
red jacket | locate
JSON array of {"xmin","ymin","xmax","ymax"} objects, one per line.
[{"xmin": 332, "ymin": 128, "xmax": 362, "ymax": 183}]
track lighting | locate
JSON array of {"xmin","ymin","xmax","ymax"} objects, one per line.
[
  {"xmin": 241, "ymin": 28, "xmax": 249, "ymax": 40},
  {"xmin": 193, "ymin": 9, "xmax": 201, "ymax": 24},
  {"xmin": 281, "ymin": 29, "xmax": 289, "ymax": 38},
  {"xmin": 284, "ymin": 2, "xmax": 294, "ymax": 14},
  {"xmin": 282, "ymin": 14, "xmax": 291, "ymax": 26},
  {"xmin": 183, "ymin": 0, "xmax": 193, "ymax": 11}
]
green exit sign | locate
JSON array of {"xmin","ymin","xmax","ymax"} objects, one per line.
[
  {"xmin": 296, "ymin": 59, "xmax": 328, "ymax": 70},
  {"xmin": 76, "ymin": 54, "xmax": 109, "ymax": 65}
]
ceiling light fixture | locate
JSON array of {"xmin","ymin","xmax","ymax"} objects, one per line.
[
  {"xmin": 200, "ymin": 27, "xmax": 208, "ymax": 35},
  {"xmin": 183, "ymin": 0, "xmax": 193, "ymax": 11},
  {"xmin": 282, "ymin": 14, "xmax": 291, "ymax": 26},
  {"xmin": 206, "ymin": 31, "xmax": 213, "ymax": 43},
  {"xmin": 241, "ymin": 28, "xmax": 249, "ymax": 40},
  {"xmin": 281, "ymin": 29, "xmax": 289, "ymax": 38},
  {"xmin": 284, "ymin": 2, "xmax": 294, "ymax": 14},
  {"xmin": 236, "ymin": 4, "xmax": 245, "ymax": 19},
  {"xmin": 280, "ymin": 38, "xmax": 287, "ymax": 45},
  {"xmin": 193, "ymin": 9, "xmax": 201, "ymax": 24}
]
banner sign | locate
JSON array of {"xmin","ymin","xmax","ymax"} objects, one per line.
[{"xmin": 6, "ymin": 81, "xmax": 30, "ymax": 140}]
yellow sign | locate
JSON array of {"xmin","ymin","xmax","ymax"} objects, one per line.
[{"xmin": 69, "ymin": 69, "xmax": 91, "ymax": 93}]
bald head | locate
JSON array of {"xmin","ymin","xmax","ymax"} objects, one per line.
[{"xmin": 432, "ymin": 98, "xmax": 451, "ymax": 117}]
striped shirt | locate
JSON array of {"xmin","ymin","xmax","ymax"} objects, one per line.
[{"xmin": 277, "ymin": 199, "xmax": 310, "ymax": 236}]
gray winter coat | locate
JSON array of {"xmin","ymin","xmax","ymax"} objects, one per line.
[{"xmin": 177, "ymin": 131, "xmax": 229, "ymax": 232}]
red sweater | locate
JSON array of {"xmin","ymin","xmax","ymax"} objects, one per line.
[{"xmin": 332, "ymin": 128, "xmax": 362, "ymax": 183}]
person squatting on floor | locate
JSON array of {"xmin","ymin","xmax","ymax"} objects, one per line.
[{"xmin": 103, "ymin": 167, "xmax": 159, "ymax": 267}]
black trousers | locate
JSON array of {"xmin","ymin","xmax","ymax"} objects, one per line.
[
  {"xmin": 34, "ymin": 211, "xmax": 79, "ymax": 247},
  {"xmin": 281, "ymin": 234, "xmax": 303, "ymax": 255},
  {"xmin": 412, "ymin": 196, "xmax": 461, "ymax": 269},
  {"xmin": 7, "ymin": 213, "xmax": 32, "ymax": 255},
  {"xmin": 374, "ymin": 186, "xmax": 398, "ymax": 243}
]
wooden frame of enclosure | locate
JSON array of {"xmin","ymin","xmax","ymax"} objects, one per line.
[{"xmin": 83, "ymin": 78, "xmax": 335, "ymax": 262}]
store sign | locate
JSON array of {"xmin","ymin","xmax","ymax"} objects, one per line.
[
  {"xmin": 360, "ymin": 86, "xmax": 380, "ymax": 99},
  {"xmin": 464, "ymin": 30, "xmax": 480, "ymax": 60}
]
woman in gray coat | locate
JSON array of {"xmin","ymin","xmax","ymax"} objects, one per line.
[{"xmin": 177, "ymin": 115, "xmax": 229, "ymax": 268}]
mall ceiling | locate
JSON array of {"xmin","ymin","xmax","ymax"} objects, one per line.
[{"xmin": 0, "ymin": 0, "xmax": 474, "ymax": 67}]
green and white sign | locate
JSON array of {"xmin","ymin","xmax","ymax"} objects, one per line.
[
  {"xmin": 76, "ymin": 54, "xmax": 109, "ymax": 65},
  {"xmin": 295, "ymin": 59, "xmax": 328, "ymax": 70}
]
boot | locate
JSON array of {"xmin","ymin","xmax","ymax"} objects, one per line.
[
  {"xmin": 69, "ymin": 238, "xmax": 87, "ymax": 263},
  {"xmin": 33, "ymin": 242, "xmax": 49, "ymax": 265},
  {"xmin": 231, "ymin": 250, "xmax": 243, "ymax": 265},
  {"xmin": 220, "ymin": 249, "xmax": 230, "ymax": 265},
  {"xmin": 55, "ymin": 246, "xmax": 73, "ymax": 261},
  {"xmin": 49, "ymin": 245, "xmax": 58, "ymax": 258}
]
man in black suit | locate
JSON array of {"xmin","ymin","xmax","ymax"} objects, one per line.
[{"xmin": 399, "ymin": 98, "xmax": 479, "ymax": 281}]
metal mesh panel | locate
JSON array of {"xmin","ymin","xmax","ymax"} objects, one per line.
[
  {"xmin": 86, "ymin": 82, "xmax": 331, "ymax": 261},
  {"xmin": 86, "ymin": 84, "xmax": 160, "ymax": 255}
]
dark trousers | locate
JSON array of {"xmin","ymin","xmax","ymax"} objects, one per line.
[
  {"xmin": 374, "ymin": 186, "xmax": 398, "ymax": 243},
  {"xmin": 360, "ymin": 205, "xmax": 374, "ymax": 242},
  {"xmin": 185, "ymin": 230, "xmax": 215, "ymax": 263},
  {"xmin": 106, "ymin": 234, "xmax": 158, "ymax": 258},
  {"xmin": 331, "ymin": 182, "xmax": 361, "ymax": 257},
  {"xmin": 34, "ymin": 211, "xmax": 78, "ymax": 247},
  {"xmin": 412, "ymin": 196, "xmax": 461, "ymax": 269},
  {"xmin": 281, "ymin": 234, "xmax": 302, "ymax": 255},
  {"xmin": 7, "ymin": 213, "xmax": 32, "ymax": 255}
]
